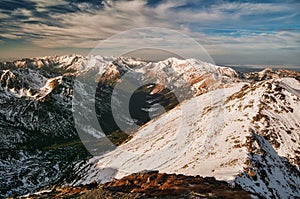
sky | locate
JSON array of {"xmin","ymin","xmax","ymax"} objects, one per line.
[{"xmin": 0, "ymin": 0, "xmax": 299, "ymax": 66}]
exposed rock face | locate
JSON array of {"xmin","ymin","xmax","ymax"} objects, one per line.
[
  {"xmin": 0, "ymin": 66, "xmax": 88, "ymax": 197},
  {"xmin": 17, "ymin": 172, "xmax": 250, "ymax": 199}
]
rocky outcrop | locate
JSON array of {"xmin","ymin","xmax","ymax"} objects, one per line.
[
  {"xmin": 17, "ymin": 172, "xmax": 250, "ymax": 199},
  {"xmin": 244, "ymin": 67, "xmax": 300, "ymax": 82}
]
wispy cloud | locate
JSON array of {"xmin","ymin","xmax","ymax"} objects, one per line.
[{"xmin": 0, "ymin": 0, "xmax": 299, "ymax": 65}]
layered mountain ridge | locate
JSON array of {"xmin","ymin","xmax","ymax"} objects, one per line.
[{"xmin": 0, "ymin": 55, "xmax": 299, "ymax": 198}]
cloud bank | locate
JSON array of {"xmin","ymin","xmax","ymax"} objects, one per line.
[{"xmin": 0, "ymin": 0, "xmax": 299, "ymax": 65}]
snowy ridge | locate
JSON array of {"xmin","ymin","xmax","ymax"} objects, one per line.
[
  {"xmin": 0, "ymin": 54, "xmax": 83, "ymax": 100},
  {"xmin": 0, "ymin": 54, "xmax": 84, "ymax": 72},
  {"xmin": 0, "ymin": 69, "xmax": 63, "ymax": 100},
  {"xmin": 1, "ymin": 55, "xmax": 238, "ymax": 99},
  {"xmin": 109, "ymin": 56, "xmax": 239, "ymax": 96},
  {"xmin": 73, "ymin": 78, "xmax": 300, "ymax": 198}
]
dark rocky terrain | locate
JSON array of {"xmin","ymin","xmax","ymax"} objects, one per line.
[{"xmin": 14, "ymin": 172, "xmax": 251, "ymax": 199}]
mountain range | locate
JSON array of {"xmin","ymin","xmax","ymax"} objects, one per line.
[{"xmin": 0, "ymin": 55, "xmax": 299, "ymax": 198}]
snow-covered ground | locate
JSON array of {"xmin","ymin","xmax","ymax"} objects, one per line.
[
  {"xmin": 1, "ymin": 55, "xmax": 299, "ymax": 198},
  {"xmin": 73, "ymin": 77, "xmax": 300, "ymax": 198}
]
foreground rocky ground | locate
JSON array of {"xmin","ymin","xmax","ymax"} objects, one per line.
[{"xmin": 15, "ymin": 171, "xmax": 251, "ymax": 199}]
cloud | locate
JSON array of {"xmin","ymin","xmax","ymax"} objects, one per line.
[
  {"xmin": 18, "ymin": 1, "xmax": 298, "ymax": 47},
  {"xmin": 0, "ymin": 0, "xmax": 36, "ymax": 11},
  {"xmin": 212, "ymin": 2, "xmax": 291, "ymax": 15},
  {"xmin": 0, "ymin": 33, "xmax": 23, "ymax": 40},
  {"xmin": 0, "ymin": 12, "xmax": 10, "ymax": 19},
  {"xmin": 6, "ymin": 1, "xmax": 172, "ymax": 47},
  {"xmin": 34, "ymin": 0, "xmax": 67, "ymax": 7}
]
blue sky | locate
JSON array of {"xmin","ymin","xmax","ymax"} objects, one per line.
[{"xmin": 0, "ymin": 0, "xmax": 299, "ymax": 66}]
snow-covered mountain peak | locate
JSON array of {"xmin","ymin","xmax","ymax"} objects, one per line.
[
  {"xmin": 0, "ymin": 55, "xmax": 239, "ymax": 105},
  {"xmin": 0, "ymin": 54, "xmax": 85, "ymax": 74}
]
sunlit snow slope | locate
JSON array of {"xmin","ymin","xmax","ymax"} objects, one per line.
[{"xmin": 74, "ymin": 78, "xmax": 300, "ymax": 198}]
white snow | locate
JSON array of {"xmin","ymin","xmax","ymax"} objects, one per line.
[{"xmin": 74, "ymin": 77, "xmax": 300, "ymax": 198}]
